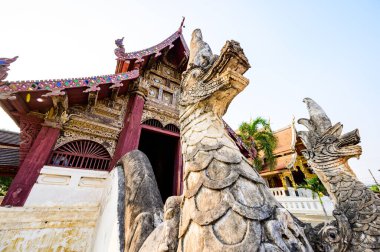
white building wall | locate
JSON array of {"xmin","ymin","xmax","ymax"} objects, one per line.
[
  {"xmin": 25, "ymin": 166, "xmax": 108, "ymax": 207},
  {"xmin": 0, "ymin": 206, "xmax": 99, "ymax": 251},
  {"xmin": 0, "ymin": 165, "xmax": 124, "ymax": 251},
  {"xmin": 91, "ymin": 167, "xmax": 122, "ymax": 252}
]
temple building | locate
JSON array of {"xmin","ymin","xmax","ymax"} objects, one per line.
[
  {"xmin": 257, "ymin": 122, "xmax": 334, "ymax": 222},
  {"xmin": 0, "ymin": 19, "xmax": 251, "ymax": 207},
  {"xmin": 0, "ymin": 22, "xmax": 337, "ymax": 250},
  {"xmin": 259, "ymin": 121, "xmax": 316, "ymax": 190}
]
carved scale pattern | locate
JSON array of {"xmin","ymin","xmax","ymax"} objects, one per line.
[{"xmin": 178, "ymin": 36, "xmax": 312, "ymax": 251}]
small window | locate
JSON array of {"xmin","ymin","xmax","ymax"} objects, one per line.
[
  {"xmin": 164, "ymin": 124, "xmax": 180, "ymax": 133},
  {"xmin": 49, "ymin": 140, "xmax": 111, "ymax": 170},
  {"xmin": 143, "ymin": 119, "xmax": 164, "ymax": 128}
]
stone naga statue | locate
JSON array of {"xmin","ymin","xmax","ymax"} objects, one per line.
[
  {"xmin": 298, "ymin": 98, "xmax": 380, "ymax": 251},
  {"xmin": 177, "ymin": 29, "xmax": 312, "ymax": 251},
  {"xmin": 119, "ymin": 150, "xmax": 164, "ymax": 252},
  {"xmin": 139, "ymin": 196, "xmax": 182, "ymax": 252}
]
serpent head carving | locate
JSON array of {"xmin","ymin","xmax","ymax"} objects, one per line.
[
  {"xmin": 298, "ymin": 98, "xmax": 362, "ymax": 169},
  {"xmin": 180, "ymin": 30, "xmax": 250, "ymax": 117}
]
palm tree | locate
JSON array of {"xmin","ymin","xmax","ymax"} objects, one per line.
[
  {"xmin": 299, "ymin": 177, "xmax": 329, "ymax": 220},
  {"xmin": 238, "ymin": 117, "xmax": 277, "ymax": 171}
]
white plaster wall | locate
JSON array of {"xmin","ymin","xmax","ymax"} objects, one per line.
[
  {"xmin": 92, "ymin": 167, "xmax": 122, "ymax": 252},
  {"xmin": 0, "ymin": 206, "xmax": 99, "ymax": 252},
  {"xmin": 0, "ymin": 166, "xmax": 117, "ymax": 251},
  {"xmin": 25, "ymin": 166, "xmax": 109, "ymax": 207}
]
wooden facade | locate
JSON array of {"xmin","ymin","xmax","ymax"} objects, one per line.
[{"xmin": 0, "ymin": 20, "xmax": 252, "ymax": 206}]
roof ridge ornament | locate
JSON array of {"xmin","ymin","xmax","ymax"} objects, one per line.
[
  {"xmin": 0, "ymin": 56, "xmax": 18, "ymax": 83},
  {"xmin": 178, "ymin": 16, "xmax": 185, "ymax": 34},
  {"xmin": 115, "ymin": 37, "xmax": 126, "ymax": 59}
]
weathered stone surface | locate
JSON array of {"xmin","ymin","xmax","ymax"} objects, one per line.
[
  {"xmin": 139, "ymin": 196, "xmax": 182, "ymax": 252},
  {"xmin": 119, "ymin": 150, "xmax": 164, "ymax": 252},
  {"xmin": 187, "ymin": 29, "xmax": 217, "ymax": 69},
  {"xmin": 178, "ymin": 29, "xmax": 312, "ymax": 251},
  {"xmin": 298, "ymin": 98, "xmax": 380, "ymax": 251}
]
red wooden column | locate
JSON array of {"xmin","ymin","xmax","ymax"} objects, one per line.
[
  {"xmin": 109, "ymin": 92, "xmax": 146, "ymax": 168},
  {"xmin": 19, "ymin": 115, "xmax": 43, "ymax": 165},
  {"xmin": 1, "ymin": 126, "xmax": 60, "ymax": 206}
]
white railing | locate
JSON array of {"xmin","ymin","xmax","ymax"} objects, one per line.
[{"xmin": 270, "ymin": 187, "xmax": 334, "ymax": 216}]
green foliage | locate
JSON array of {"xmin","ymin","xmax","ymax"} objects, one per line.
[
  {"xmin": 238, "ymin": 117, "xmax": 277, "ymax": 170},
  {"xmin": 299, "ymin": 177, "xmax": 327, "ymax": 198},
  {"xmin": 370, "ymin": 185, "xmax": 380, "ymax": 193},
  {"xmin": 299, "ymin": 177, "xmax": 329, "ymax": 219},
  {"xmin": 0, "ymin": 177, "xmax": 12, "ymax": 196}
]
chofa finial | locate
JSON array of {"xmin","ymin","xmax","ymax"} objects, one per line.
[
  {"xmin": 114, "ymin": 37, "xmax": 125, "ymax": 58},
  {"xmin": 0, "ymin": 56, "xmax": 18, "ymax": 82},
  {"xmin": 178, "ymin": 17, "xmax": 185, "ymax": 33}
]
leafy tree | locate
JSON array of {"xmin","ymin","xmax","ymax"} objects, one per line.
[
  {"xmin": 299, "ymin": 177, "xmax": 329, "ymax": 219},
  {"xmin": 369, "ymin": 185, "xmax": 380, "ymax": 193},
  {"xmin": 0, "ymin": 177, "xmax": 12, "ymax": 196},
  {"xmin": 238, "ymin": 117, "xmax": 277, "ymax": 170}
]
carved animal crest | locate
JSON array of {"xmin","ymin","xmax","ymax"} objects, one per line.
[{"xmin": 297, "ymin": 98, "xmax": 361, "ymax": 167}]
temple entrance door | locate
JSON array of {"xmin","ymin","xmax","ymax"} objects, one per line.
[
  {"xmin": 138, "ymin": 126, "xmax": 181, "ymax": 203},
  {"xmin": 292, "ymin": 167, "xmax": 307, "ymax": 185}
]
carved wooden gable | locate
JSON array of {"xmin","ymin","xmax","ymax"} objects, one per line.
[
  {"xmin": 142, "ymin": 62, "xmax": 181, "ymax": 128},
  {"xmin": 55, "ymin": 96, "xmax": 129, "ymax": 156}
]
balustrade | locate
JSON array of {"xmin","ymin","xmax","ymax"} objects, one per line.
[{"xmin": 269, "ymin": 187, "xmax": 334, "ymax": 216}]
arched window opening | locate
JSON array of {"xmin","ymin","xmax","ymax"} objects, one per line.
[
  {"xmin": 164, "ymin": 124, "xmax": 180, "ymax": 133},
  {"xmin": 49, "ymin": 140, "xmax": 111, "ymax": 170},
  {"xmin": 143, "ymin": 119, "xmax": 163, "ymax": 128}
]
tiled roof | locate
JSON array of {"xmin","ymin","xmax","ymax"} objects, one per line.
[
  {"xmin": 273, "ymin": 125, "xmax": 296, "ymax": 155},
  {"xmin": 260, "ymin": 153, "xmax": 297, "ymax": 174},
  {"xmin": 0, "ymin": 130, "xmax": 20, "ymax": 168},
  {"xmin": 260, "ymin": 123, "xmax": 298, "ymax": 173},
  {"xmin": 0, "ymin": 130, "xmax": 20, "ymax": 146},
  {"xmin": 0, "ymin": 148, "xmax": 19, "ymax": 166}
]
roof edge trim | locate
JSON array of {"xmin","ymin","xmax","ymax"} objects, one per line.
[{"xmin": 0, "ymin": 69, "xmax": 139, "ymax": 96}]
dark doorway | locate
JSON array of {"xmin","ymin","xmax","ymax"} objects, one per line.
[
  {"xmin": 268, "ymin": 176, "xmax": 283, "ymax": 188},
  {"xmin": 292, "ymin": 167, "xmax": 307, "ymax": 185},
  {"xmin": 138, "ymin": 128, "xmax": 179, "ymax": 203}
]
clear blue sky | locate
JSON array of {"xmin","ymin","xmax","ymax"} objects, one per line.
[{"xmin": 1, "ymin": 0, "xmax": 379, "ymax": 184}]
